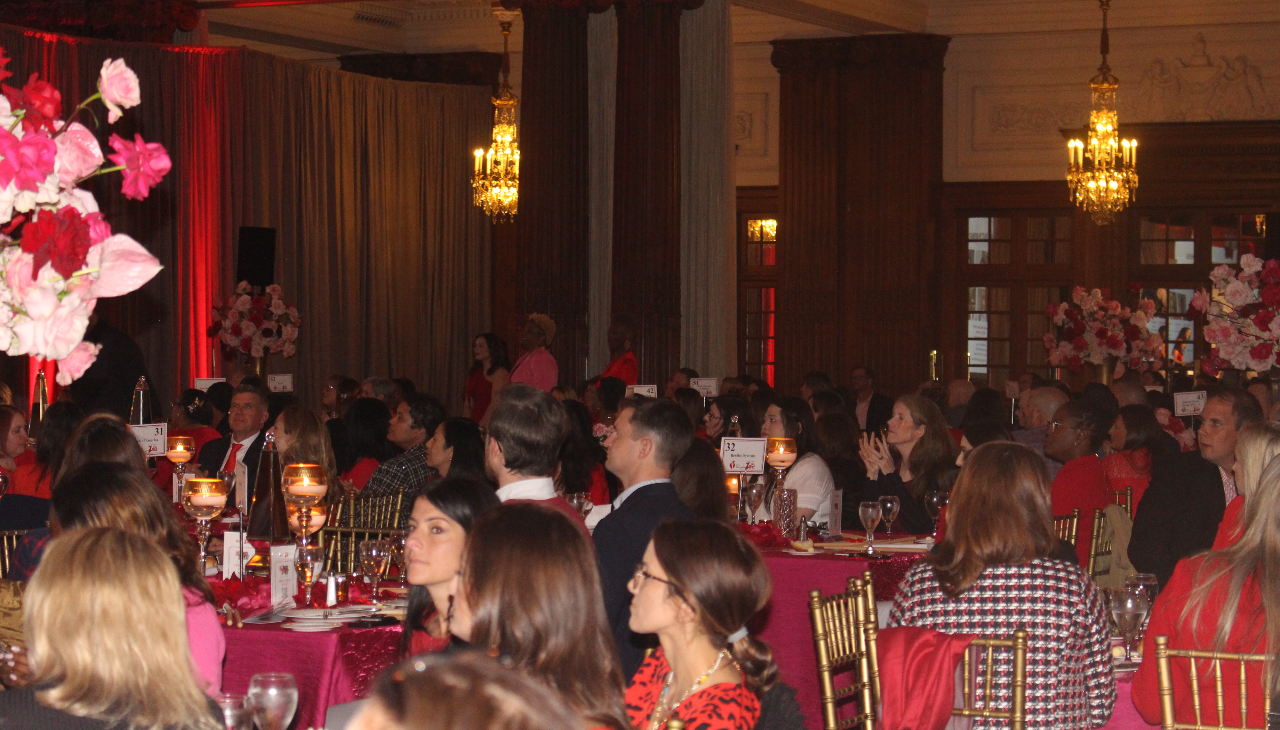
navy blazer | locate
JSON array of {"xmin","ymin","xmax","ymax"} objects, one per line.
[
  {"xmin": 196, "ymin": 431, "xmax": 266, "ymax": 507},
  {"xmin": 592, "ymin": 481, "xmax": 694, "ymax": 678},
  {"xmin": 1129, "ymin": 450, "xmax": 1225, "ymax": 591}
]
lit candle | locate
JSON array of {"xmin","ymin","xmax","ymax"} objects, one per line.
[
  {"xmin": 166, "ymin": 448, "xmax": 191, "ymax": 463},
  {"xmin": 188, "ymin": 494, "xmax": 226, "ymax": 508},
  {"xmin": 513, "ymin": 150, "xmax": 520, "ymax": 176},
  {"xmin": 474, "ymin": 149, "xmax": 483, "ymax": 174},
  {"xmin": 287, "ymin": 480, "xmax": 328, "ymax": 497},
  {"xmin": 1130, "ymin": 140, "xmax": 1137, "ymax": 166},
  {"xmin": 486, "ymin": 148, "xmax": 494, "ymax": 176},
  {"xmin": 725, "ymin": 475, "xmax": 739, "ymax": 495}
]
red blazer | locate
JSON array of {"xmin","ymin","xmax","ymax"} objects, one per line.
[{"xmin": 1050, "ymin": 455, "xmax": 1110, "ymax": 565}]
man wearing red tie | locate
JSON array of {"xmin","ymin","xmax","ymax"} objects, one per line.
[{"xmin": 197, "ymin": 384, "xmax": 270, "ymax": 508}]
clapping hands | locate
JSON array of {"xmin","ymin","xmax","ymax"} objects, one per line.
[{"xmin": 858, "ymin": 432, "xmax": 895, "ymax": 480}]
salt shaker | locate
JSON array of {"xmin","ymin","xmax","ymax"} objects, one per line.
[{"xmin": 326, "ymin": 573, "xmax": 338, "ymax": 607}]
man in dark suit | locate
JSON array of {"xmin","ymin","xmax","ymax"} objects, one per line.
[
  {"xmin": 1130, "ymin": 388, "xmax": 1262, "ymax": 590},
  {"xmin": 197, "ymin": 383, "xmax": 270, "ymax": 512},
  {"xmin": 850, "ymin": 366, "xmax": 894, "ymax": 436},
  {"xmin": 594, "ymin": 397, "xmax": 695, "ymax": 677}
]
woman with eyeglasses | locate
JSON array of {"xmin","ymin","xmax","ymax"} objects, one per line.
[
  {"xmin": 704, "ymin": 396, "xmax": 756, "ymax": 447},
  {"xmin": 625, "ymin": 520, "xmax": 775, "ymax": 730}
]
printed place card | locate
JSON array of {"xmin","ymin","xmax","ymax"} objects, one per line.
[
  {"xmin": 267, "ymin": 374, "xmax": 294, "ymax": 392},
  {"xmin": 129, "ymin": 423, "xmax": 168, "ymax": 458},
  {"xmin": 626, "ymin": 385, "xmax": 658, "ymax": 398},
  {"xmin": 270, "ymin": 544, "xmax": 299, "ymax": 607},
  {"xmin": 222, "ymin": 531, "xmax": 256, "ymax": 580},
  {"xmin": 194, "ymin": 378, "xmax": 226, "ymax": 391},
  {"xmin": 1005, "ymin": 381, "xmax": 1020, "ymax": 399},
  {"xmin": 691, "ymin": 378, "xmax": 719, "ymax": 397},
  {"xmin": 721, "ymin": 437, "xmax": 767, "ymax": 475},
  {"xmin": 1174, "ymin": 390, "xmax": 1208, "ymax": 417}
]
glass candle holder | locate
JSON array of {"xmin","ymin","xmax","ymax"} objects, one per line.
[
  {"xmin": 282, "ymin": 464, "xmax": 327, "ymax": 548},
  {"xmin": 183, "ymin": 477, "xmax": 229, "ymax": 570}
]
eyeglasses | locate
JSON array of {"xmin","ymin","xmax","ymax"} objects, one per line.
[
  {"xmin": 1048, "ymin": 420, "xmax": 1081, "ymax": 434},
  {"xmin": 706, "ymin": 413, "xmax": 723, "ymax": 423},
  {"xmin": 631, "ymin": 565, "xmax": 677, "ymax": 591}
]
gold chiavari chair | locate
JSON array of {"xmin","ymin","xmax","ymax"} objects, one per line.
[
  {"xmin": 809, "ymin": 575, "xmax": 877, "ymax": 730},
  {"xmin": 1114, "ymin": 484, "xmax": 1134, "ymax": 518},
  {"xmin": 0, "ymin": 530, "xmax": 28, "ymax": 577},
  {"xmin": 857, "ymin": 571, "xmax": 881, "ymax": 705},
  {"xmin": 1053, "ymin": 508, "xmax": 1080, "ymax": 547},
  {"xmin": 954, "ymin": 629, "xmax": 1030, "ymax": 730},
  {"xmin": 1154, "ymin": 635, "xmax": 1271, "ymax": 730},
  {"xmin": 1087, "ymin": 508, "xmax": 1112, "ymax": 581},
  {"xmin": 320, "ymin": 487, "xmax": 405, "ymax": 575}
]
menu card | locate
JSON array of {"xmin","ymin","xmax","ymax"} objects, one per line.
[
  {"xmin": 222, "ymin": 531, "xmax": 255, "ymax": 580},
  {"xmin": 270, "ymin": 544, "xmax": 298, "ymax": 607}
]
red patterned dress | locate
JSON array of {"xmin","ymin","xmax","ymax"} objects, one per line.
[{"xmin": 625, "ymin": 648, "xmax": 760, "ymax": 730}]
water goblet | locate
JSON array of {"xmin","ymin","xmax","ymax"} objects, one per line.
[
  {"xmin": 359, "ymin": 538, "xmax": 391, "ymax": 604},
  {"xmin": 182, "ymin": 477, "xmax": 229, "ymax": 572},
  {"xmin": 743, "ymin": 480, "xmax": 767, "ymax": 525},
  {"xmin": 1125, "ymin": 572, "xmax": 1159, "ymax": 633},
  {"xmin": 246, "ymin": 673, "xmax": 297, "ymax": 730},
  {"xmin": 565, "ymin": 492, "xmax": 592, "ymax": 520},
  {"xmin": 388, "ymin": 534, "xmax": 407, "ymax": 582},
  {"xmin": 1109, "ymin": 586, "xmax": 1151, "ymax": 663},
  {"xmin": 294, "ymin": 544, "xmax": 324, "ymax": 604},
  {"xmin": 858, "ymin": 501, "xmax": 882, "ymax": 555},
  {"xmin": 877, "ymin": 495, "xmax": 900, "ymax": 537},
  {"xmin": 215, "ymin": 693, "xmax": 253, "ymax": 730},
  {"xmin": 924, "ymin": 490, "xmax": 949, "ymax": 541}
]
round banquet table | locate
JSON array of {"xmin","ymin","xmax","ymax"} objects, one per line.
[{"xmin": 222, "ymin": 621, "xmax": 401, "ymax": 730}]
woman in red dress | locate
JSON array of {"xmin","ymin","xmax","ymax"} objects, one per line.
[
  {"xmin": 462, "ymin": 333, "xmax": 510, "ymax": 426},
  {"xmin": 152, "ymin": 390, "xmax": 222, "ymax": 492},
  {"xmin": 336, "ymin": 398, "xmax": 398, "ymax": 492},
  {"xmin": 1101, "ymin": 404, "xmax": 1167, "ymax": 516},
  {"xmin": 10, "ymin": 402, "xmax": 83, "ymax": 501},
  {"xmin": 625, "ymin": 520, "xmax": 775, "ymax": 730}
]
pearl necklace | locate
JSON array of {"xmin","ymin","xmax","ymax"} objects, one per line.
[{"xmin": 647, "ymin": 650, "xmax": 729, "ymax": 730}]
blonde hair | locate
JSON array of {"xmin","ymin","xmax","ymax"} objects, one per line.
[
  {"xmin": 276, "ymin": 404, "xmax": 340, "ymax": 502},
  {"xmin": 1232, "ymin": 422, "xmax": 1280, "ymax": 500},
  {"xmin": 25, "ymin": 528, "xmax": 219, "ymax": 730}
]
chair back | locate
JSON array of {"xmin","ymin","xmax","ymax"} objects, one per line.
[
  {"xmin": 1087, "ymin": 508, "xmax": 1112, "ymax": 580},
  {"xmin": 0, "ymin": 530, "xmax": 27, "ymax": 577},
  {"xmin": 320, "ymin": 489, "xmax": 405, "ymax": 574},
  {"xmin": 809, "ymin": 574, "xmax": 877, "ymax": 730},
  {"xmin": 954, "ymin": 629, "xmax": 1029, "ymax": 730},
  {"xmin": 1154, "ymin": 635, "xmax": 1271, "ymax": 730},
  {"xmin": 1053, "ymin": 508, "xmax": 1079, "ymax": 546},
  {"xmin": 1114, "ymin": 484, "xmax": 1134, "ymax": 518}
]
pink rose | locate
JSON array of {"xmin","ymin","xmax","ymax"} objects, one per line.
[
  {"xmin": 84, "ymin": 212, "xmax": 111, "ymax": 245},
  {"xmin": 54, "ymin": 122, "xmax": 103, "ymax": 188},
  {"xmin": 56, "ymin": 340, "xmax": 102, "ymax": 385},
  {"xmin": 3, "ymin": 250, "xmax": 32, "ymax": 301},
  {"xmin": 265, "ymin": 284, "xmax": 282, "ymax": 297},
  {"xmin": 98, "ymin": 59, "xmax": 140, "ymax": 124},
  {"xmin": 107, "ymin": 133, "xmax": 170, "ymax": 201},
  {"xmin": 83, "ymin": 234, "xmax": 162, "ymax": 299},
  {"xmin": 0, "ymin": 128, "xmax": 55, "ymax": 192}
]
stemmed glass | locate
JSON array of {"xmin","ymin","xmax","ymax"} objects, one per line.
[
  {"xmin": 1108, "ymin": 586, "xmax": 1151, "ymax": 663},
  {"xmin": 182, "ymin": 477, "xmax": 229, "ymax": 572},
  {"xmin": 166, "ymin": 435, "xmax": 195, "ymax": 490},
  {"xmin": 215, "ymin": 693, "xmax": 252, "ymax": 730},
  {"xmin": 294, "ymin": 544, "xmax": 323, "ymax": 605},
  {"xmin": 388, "ymin": 535, "xmax": 407, "ymax": 583},
  {"xmin": 286, "ymin": 498, "xmax": 328, "ymax": 542},
  {"xmin": 359, "ymin": 539, "xmax": 391, "ymax": 605},
  {"xmin": 565, "ymin": 492, "xmax": 594, "ymax": 520},
  {"xmin": 765, "ymin": 438, "xmax": 798, "ymax": 486},
  {"xmin": 858, "ymin": 501, "xmax": 882, "ymax": 555},
  {"xmin": 743, "ymin": 480, "xmax": 767, "ymax": 525},
  {"xmin": 1126, "ymin": 572, "xmax": 1159, "ymax": 633},
  {"xmin": 878, "ymin": 495, "xmax": 900, "ymax": 538},
  {"xmin": 282, "ymin": 464, "xmax": 327, "ymax": 548},
  {"xmin": 924, "ymin": 490, "xmax": 949, "ymax": 541},
  {"xmin": 246, "ymin": 673, "xmax": 297, "ymax": 730}
]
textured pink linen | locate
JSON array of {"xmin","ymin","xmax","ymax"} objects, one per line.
[
  {"xmin": 184, "ymin": 588, "xmax": 225, "ymax": 696},
  {"xmin": 1107, "ymin": 675, "xmax": 1156, "ymax": 730}
]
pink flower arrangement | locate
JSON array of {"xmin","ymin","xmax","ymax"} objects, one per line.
[
  {"xmin": 1186, "ymin": 254, "xmax": 1280, "ymax": 374},
  {"xmin": 1043, "ymin": 286, "xmax": 1165, "ymax": 377},
  {"xmin": 0, "ymin": 51, "xmax": 166, "ymax": 384},
  {"xmin": 208, "ymin": 281, "xmax": 301, "ymax": 359}
]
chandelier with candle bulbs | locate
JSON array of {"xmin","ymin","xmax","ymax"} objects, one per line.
[
  {"xmin": 472, "ymin": 20, "xmax": 519, "ymax": 218},
  {"xmin": 1066, "ymin": 0, "xmax": 1137, "ymax": 226}
]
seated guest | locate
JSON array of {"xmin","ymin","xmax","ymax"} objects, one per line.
[
  {"xmin": 449, "ymin": 504, "xmax": 630, "ymax": 730},
  {"xmin": 1131, "ymin": 454, "xmax": 1280, "ymax": 727},
  {"xmin": 598, "ymin": 397, "xmax": 696, "ymax": 676},
  {"xmin": 425, "ymin": 417, "xmax": 487, "ymax": 483},
  {"xmin": 1081, "ymin": 382, "xmax": 1120, "ymax": 428},
  {"xmin": 860, "ymin": 395, "xmax": 959, "ymax": 534},
  {"xmin": 196, "ymin": 384, "xmax": 269, "ymax": 509},
  {"xmin": 626, "ymin": 520, "xmax": 775, "ymax": 730},
  {"xmin": 705, "ymin": 395, "xmax": 755, "ymax": 448},
  {"xmin": 674, "ymin": 388, "xmax": 707, "ymax": 435},
  {"xmin": 0, "ymin": 405, "xmax": 30, "ymax": 475},
  {"xmin": 336, "ymin": 397, "xmax": 397, "ymax": 492},
  {"xmin": 321, "ymin": 374, "xmax": 360, "ymax": 421},
  {"xmin": 719, "ymin": 376, "xmax": 747, "ymax": 398},
  {"xmin": 563, "ymin": 399, "xmax": 618, "ymax": 506},
  {"xmin": 944, "ymin": 379, "xmax": 976, "ymax": 429},
  {"xmin": 269, "ymin": 404, "xmax": 340, "ymax": 504},
  {"xmin": 154, "ymin": 390, "xmax": 223, "ymax": 492},
  {"xmin": 601, "ymin": 316, "xmax": 639, "ymax": 386},
  {"xmin": 956, "ymin": 421, "xmax": 1014, "ymax": 465},
  {"xmin": 363, "ymin": 393, "xmax": 448, "ymax": 525},
  {"xmin": 889, "ymin": 442, "xmax": 1115, "ymax": 729},
  {"xmin": 1212, "ymin": 421, "xmax": 1280, "ymax": 549},
  {"xmin": 462, "ymin": 333, "xmax": 510, "ymax": 425},
  {"xmin": 361, "ymin": 377, "xmax": 403, "ymax": 409},
  {"xmin": 1102, "ymin": 404, "xmax": 1166, "ymax": 513},
  {"xmin": 401, "ymin": 478, "xmax": 499, "ymax": 657},
  {"xmin": 596, "ymin": 376, "xmax": 627, "ymax": 427},
  {"xmin": 758, "ymin": 397, "xmax": 834, "ymax": 526},
  {"xmin": 484, "ymin": 385, "xmax": 588, "ymax": 534},
  {"xmin": 551, "ymin": 385, "xmax": 578, "ymax": 401},
  {"xmin": 848, "ymin": 366, "xmax": 894, "ymax": 435},
  {"xmin": 664, "ymin": 367, "xmax": 701, "ymax": 400},
  {"xmin": 809, "ymin": 389, "xmax": 847, "ymax": 418},
  {"xmin": 509, "ymin": 313, "xmax": 559, "ymax": 393},
  {"xmin": 205, "ymin": 381, "xmax": 233, "ymax": 437},
  {"xmin": 959, "ymin": 387, "xmax": 1007, "ymax": 430},
  {"xmin": 350, "ymin": 653, "xmax": 584, "ymax": 730},
  {"xmin": 0, "ymin": 528, "xmax": 220, "ymax": 728},
  {"xmin": 1131, "ymin": 388, "xmax": 1262, "ymax": 589},
  {"xmin": 1014, "ymin": 387, "xmax": 1069, "ymax": 480},
  {"xmin": 1110, "ymin": 376, "xmax": 1150, "ymax": 408},
  {"xmin": 1044, "ymin": 401, "xmax": 1112, "ymax": 565},
  {"xmin": 9, "ymin": 402, "xmax": 83, "ymax": 502},
  {"xmin": 798, "ymin": 371, "xmax": 834, "ymax": 402},
  {"xmin": 815, "ymin": 412, "xmax": 864, "ymax": 531},
  {"xmin": 671, "ymin": 438, "xmax": 731, "ymax": 521}
]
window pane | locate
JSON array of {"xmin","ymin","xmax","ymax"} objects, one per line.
[
  {"xmin": 1027, "ymin": 216, "xmax": 1069, "ymax": 264},
  {"xmin": 968, "ymin": 240, "xmax": 990, "ymax": 264},
  {"xmin": 1211, "ymin": 214, "xmax": 1264, "ymax": 264},
  {"xmin": 967, "ymin": 217, "xmax": 1011, "ymax": 265},
  {"xmin": 762, "ymin": 243, "xmax": 776, "ymax": 266},
  {"xmin": 747, "ymin": 244, "xmax": 761, "ymax": 267},
  {"xmin": 1140, "ymin": 215, "xmax": 1196, "ymax": 265},
  {"xmin": 968, "ymin": 217, "xmax": 990, "ymax": 240},
  {"xmin": 1055, "ymin": 216, "xmax": 1072, "ymax": 239}
]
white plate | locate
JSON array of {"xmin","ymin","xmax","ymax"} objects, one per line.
[
  {"xmin": 781, "ymin": 550, "xmax": 819, "ymax": 556},
  {"xmin": 381, "ymin": 598, "xmax": 408, "ymax": 608},
  {"xmin": 282, "ymin": 621, "xmax": 341, "ymax": 631}
]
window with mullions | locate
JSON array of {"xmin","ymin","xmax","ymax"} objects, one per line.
[
  {"xmin": 967, "ymin": 217, "xmax": 1011, "ymax": 264},
  {"xmin": 741, "ymin": 286, "xmax": 776, "ymax": 387},
  {"xmin": 1027, "ymin": 216, "xmax": 1072, "ymax": 265},
  {"xmin": 1139, "ymin": 215, "xmax": 1196, "ymax": 265},
  {"xmin": 1136, "ymin": 286, "xmax": 1197, "ymax": 367},
  {"xmin": 1210, "ymin": 214, "xmax": 1265, "ymax": 264},
  {"xmin": 967, "ymin": 286, "xmax": 1010, "ymax": 389},
  {"xmin": 1026, "ymin": 285, "xmax": 1074, "ymax": 379},
  {"xmin": 745, "ymin": 219, "xmax": 777, "ymax": 267}
]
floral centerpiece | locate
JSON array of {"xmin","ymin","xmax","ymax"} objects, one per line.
[
  {"xmin": 0, "ymin": 53, "xmax": 167, "ymax": 384},
  {"xmin": 208, "ymin": 281, "xmax": 300, "ymax": 359},
  {"xmin": 1186, "ymin": 254, "xmax": 1280, "ymax": 375},
  {"xmin": 1043, "ymin": 286, "xmax": 1165, "ymax": 377}
]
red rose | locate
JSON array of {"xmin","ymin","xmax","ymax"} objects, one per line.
[
  {"xmin": 1263, "ymin": 285, "xmax": 1280, "ymax": 308},
  {"xmin": 252, "ymin": 296, "xmax": 265, "ymax": 309},
  {"xmin": 1067, "ymin": 355, "xmax": 1083, "ymax": 372},
  {"xmin": 249, "ymin": 312, "xmax": 264, "ymax": 327},
  {"xmin": 229, "ymin": 322, "xmax": 242, "ymax": 337},
  {"xmin": 1124, "ymin": 325, "xmax": 1142, "ymax": 341},
  {"xmin": 1128, "ymin": 282, "xmax": 1142, "ymax": 292},
  {"xmin": 1251, "ymin": 342, "xmax": 1274, "ymax": 361},
  {"xmin": 1045, "ymin": 304, "xmax": 1059, "ymax": 318},
  {"xmin": 1255, "ymin": 309, "xmax": 1275, "ymax": 331},
  {"xmin": 20, "ymin": 207, "xmax": 90, "ymax": 279},
  {"xmin": 240, "ymin": 337, "xmax": 252, "ymax": 352},
  {"xmin": 2, "ymin": 73, "xmax": 60, "ymax": 133},
  {"xmin": 1095, "ymin": 326, "xmax": 1109, "ymax": 340},
  {"xmin": 1263, "ymin": 260, "xmax": 1280, "ymax": 285},
  {"xmin": 1070, "ymin": 322, "xmax": 1086, "ymax": 338}
]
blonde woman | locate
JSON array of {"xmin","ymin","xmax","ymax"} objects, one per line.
[
  {"xmin": 0, "ymin": 527, "xmax": 219, "ymax": 729},
  {"xmin": 1214, "ymin": 421, "xmax": 1280, "ymax": 549}
]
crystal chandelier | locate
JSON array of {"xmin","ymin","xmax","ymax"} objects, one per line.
[
  {"xmin": 1066, "ymin": 0, "xmax": 1137, "ymax": 226},
  {"xmin": 472, "ymin": 21, "xmax": 519, "ymax": 218}
]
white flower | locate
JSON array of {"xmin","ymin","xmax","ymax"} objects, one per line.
[{"xmin": 1224, "ymin": 279, "xmax": 1254, "ymax": 307}]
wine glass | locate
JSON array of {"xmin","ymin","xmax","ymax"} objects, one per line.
[
  {"xmin": 924, "ymin": 490, "xmax": 949, "ymax": 540},
  {"xmin": 743, "ymin": 480, "xmax": 767, "ymax": 525},
  {"xmin": 286, "ymin": 499, "xmax": 328, "ymax": 539},
  {"xmin": 1109, "ymin": 586, "xmax": 1151, "ymax": 663},
  {"xmin": 388, "ymin": 534, "xmax": 407, "ymax": 582},
  {"xmin": 282, "ymin": 463, "xmax": 327, "ymax": 548},
  {"xmin": 294, "ymin": 544, "xmax": 324, "ymax": 605},
  {"xmin": 1126, "ymin": 572, "xmax": 1159, "ymax": 632},
  {"xmin": 878, "ymin": 495, "xmax": 900, "ymax": 537},
  {"xmin": 565, "ymin": 492, "xmax": 593, "ymax": 520},
  {"xmin": 858, "ymin": 501, "xmax": 882, "ymax": 554},
  {"xmin": 182, "ymin": 477, "xmax": 229, "ymax": 572},
  {"xmin": 359, "ymin": 538, "xmax": 390, "ymax": 604},
  {"xmin": 246, "ymin": 673, "xmax": 297, "ymax": 730},
  {"xmin": 216, "ymin": 693, "xmax": 253, "ymax": 730}
]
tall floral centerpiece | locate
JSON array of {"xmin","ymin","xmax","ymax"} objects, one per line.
[
  {"xmin": 208, "ymin": 281, "xmax": 300, "ymax": 373},
  {"xmin": 1187, "ymin": 254, "xmax": 1280, "ymax": 376},
  {"xmin": 0, "ymin": 53, "xmax": 167, "ymax": 385},
  {"xmin": 1044, "ymin": 286, "xmax": 1165, "ymax": 382}
]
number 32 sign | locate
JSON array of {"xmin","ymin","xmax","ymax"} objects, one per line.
[{"xmin": 720, "ymin": 438, "xmax": 766, "ymax": 475}]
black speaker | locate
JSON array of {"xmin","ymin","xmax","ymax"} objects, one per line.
[{"xmin": 236, "ymin": 227, "xmax": 277, "ymax": 289}]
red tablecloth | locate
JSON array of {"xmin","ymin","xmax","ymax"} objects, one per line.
[
  {"xmin": 1108, "ymin": 673, "xmax": 1158, "ymax": 730},
  {"xmin": 222, "ymin": 622, "xmax": 401, "ymax": 730},
  {"xmin": 759, "ymin": 549, "xmax": 923, "ymax": 730}
]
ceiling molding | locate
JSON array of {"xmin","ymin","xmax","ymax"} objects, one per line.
[{"xmin": 207, "ymin": 20, "xmax": 377, "ymax": 52}]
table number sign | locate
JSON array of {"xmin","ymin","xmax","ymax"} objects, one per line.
[
  {"xmin": 691, "ymin": 378, "xmax": 719, "ymax": 398},
  {"xmin": 194, "ymin": 377, "xmax": 225, "ymax": 391},
  {"xmin": 1174, "ymin": 390, "xmax": 1207, "ymax": 417},
  {"xmin": 270, "ymin": 544, "xmax": 298, "ymax": 607},
  {"xmin": 222, "ymin": 532, "xmax": 255, "ymax": 580},
  {"xmin": 267, "ymin": 374, "xmax": 294, "ymax": 393},
  {"xmin": 626, "ymin": 385, "xmax": 658, "ymax": 398},
  {"xmin": 828, "ymin": 491, "xmax": 842, "ymax": 535},
  {"xmin": 721, "ymin": 438, "xmax": 767, "ymax": 475},
  {"xmin": 129, "ymin": 424, "xmax": 168, "ymax": 458}
]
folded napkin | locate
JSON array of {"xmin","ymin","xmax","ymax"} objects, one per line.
[{"xmin": 876, "ymin": 626, "xmax": 974, "ymax": 730}]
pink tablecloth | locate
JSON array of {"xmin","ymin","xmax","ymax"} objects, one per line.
[
  {"xmin": 1107, "ymin": 674, "xmax": 1159, "ymax": 730},
  {"xmin": 222, "ymin": 622, "xmax": 402, "ymax": 730}
]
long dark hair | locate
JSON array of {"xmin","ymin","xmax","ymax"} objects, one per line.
[
  {"xmin": 54, "ymin": 414, "xmax": 147, "ymax": 488},
  {"xmin": 763, "ymin": 396, "xmax": 820, "ymax": 501},
  {"xmin": 561, "ymin": 399, "xmax": 620, "ymax": 501},
  {"xmin": 35, "ymin": 401, "xmax": 84, "ymax": 483},
  {"xmin": 712, "ymin": 395, "xmax": 757, "ymax": 445},
  {"xmin": 671, "ymin": 438, "xmax": 731, "ymax": 521},
  {"xmin": 463, "ymin": 504, "xmax": 629, "ymax": 730},
  {"xmin": 470, "ymin": 333, "xmax": 511, "ymax": 376},
  {"xmin": 440, "ymin": 417, "xmax": 486, "ymax": 482},
  {"xmin": 401, "ymin": 479, "xmax": 501, "ymax": 657},
  {"xmin": 339, "ymin": 397, "xmax": 397, "ymax": 472},
  {"xmin": 1116, "ymin": 404, "xmax": 1166, "ymax": 455}
]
